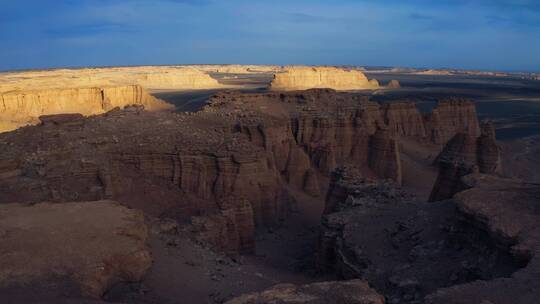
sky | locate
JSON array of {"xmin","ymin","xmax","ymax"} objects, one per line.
[{"xmin": 1, "ymin": 0, "xmax": 539, "ymax": 72}]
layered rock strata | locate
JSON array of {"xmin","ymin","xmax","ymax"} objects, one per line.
[
  {"xmin": 0, "ymin": 85, "xmax": 172, "ymax": 132},
  {"xmin": 270, "ymin": 66, "xmax": 380, "ymax": 91},
  {"xmin": 429, "ymin": 121, "xmax": 501, "ymax": 201},
  {"xmin": 225, "ymin": 280, "xmax": 384, "ymax": 304},
  {"xmin": 0, "ymin": 200, "xmax": 152, "ymax": 299},
  {"xmin": 0, "ymin": 89, "xmax": 483, "ymax": 255},
  {"xmin": 424, "ymin": 98, "xmax": 480, "ymax": 145}
]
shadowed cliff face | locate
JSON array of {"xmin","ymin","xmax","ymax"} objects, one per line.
[
  {"xmin": 0, "ymin": 89, "xmax": 482, "ymax": 255},
  {"xmin": 318, "ymin": 167, "xmax": 532, "ymax": 304},
  {"xmin": 429, "ymin": 121, "xmax": 501, "ymax": 201}
]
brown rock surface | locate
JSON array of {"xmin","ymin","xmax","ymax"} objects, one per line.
[
  {"xmin": 303, "ymin": 168, "xmax": 321, "ymax": 197},
  {"xmin": 270, "ymin": 66, "xmax": 380, "ymax": 91},
  {"xmin": 429, "ymin": 121, "xmax": 501, "ymax": 201},
  {"xmin": 318, "ymin": 167, "xmax": 525, "ymax": 304},
  {"xmin": 224, "ymin": 280, "xmax": 384, "ymax": 304},
  {"xmin": 369, "ymin": 128, "xmax": 403, "ymax": 184},
  {"xmin": 0, "ymin": 200, "xmax": 152, "ymax": 299},
  {"xmin": 425, "ymin": 174, "xmax": 540, "ymax": 304},
  {"xmin": 0, "ymin": 89, "xmax": 481, "ymax": 255},
  {"xmin": 381, "ymin": 102, "xmax": 426, "ymax": 138},
  {"xmin": 190, "ymin": 196, "xmax": 256, "ymax": 255},
  {"xmin": 424, "ymin": 98, "xmax": 480, "ymax": 145}
]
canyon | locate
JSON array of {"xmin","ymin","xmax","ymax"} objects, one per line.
[{"xmin": 0, "ymin": 66, "xmax": 538, "ymax": 303}]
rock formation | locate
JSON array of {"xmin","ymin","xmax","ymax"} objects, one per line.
[
  {"xmin": 0, "ymin": 65, "xmax": 234, "ymax": 131},
  {"xmin": 225, "ymin": 280, "xmax": 384, "ymax": 304},
  {"xmin": 190, "ymin": 196, "xmax": 255, "ymax": 255},
  {"xmin": 426, "ymin": 174, "xmax": 540, "ymax": 304},
  {"xmin": 0, "ymin": 200, "xmax": 152, "ymax": 299},
  {"xmin": 386, "ymin": 79, "xmax": 401, "ymax": 89},
  {"xmin": 381, "ymin": 102, "xmax": 426, "ymax": 138},
  {"xmin": 0, "ymin": 80, "xmax": 525, "ymax": 303},
  {"xmin": 0, "ymin": 89, "xmax": 484, "ymax": 256},
  {"xmin": 0, "ymin": 85, "xmax": 173, "ymax": 132},
  {"xmin": 270, "ymin": 66, "xmax": 380, "ymax": 91},
  {"xmin": 368, "ymin": 128, "xmax": 402, "ymax": 184},
  {"xmin": 0, "ymin": 89, "xmax": 394, "ymax": 256},
  {"xmin": 429, "ymin": 121, "xmax": 501, "ymax": 201},
  {"xmin": 318, "ymin": 167, "xmax": 530, "ymax": 303},
  {"xmin": 424, "ymin": 98, "xmax": 480, "ymax": 145}
]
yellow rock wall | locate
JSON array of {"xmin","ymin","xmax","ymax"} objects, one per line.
[
  {"xmin": 0, "ymin": 85, "xmax": 172, "ymax": 132},
  {"xmin": 270, "ymin": 66, "xmax": 379, "ymax": 91}
]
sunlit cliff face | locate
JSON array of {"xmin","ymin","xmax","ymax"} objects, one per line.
[{"xmin": 270, "ymin": 66, "xmax": 380, "ymax": 91}]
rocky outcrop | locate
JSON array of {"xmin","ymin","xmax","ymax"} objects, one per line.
[
  {"xmin": 0, "ymin": 66, "xmax": 231, "ymax": 131},
  {"xmin": 318, "ymin": 167, "xmax": 525, "ymax": 303},
  {"xmin": 0, "ymin": 85, "xmax": 172, "ymax": 132},
  {"xmin": 319, "ymin": 167, "xmax": 414, "ymax": 272},
  {"xmin": 206, "ymin": 89, "xmax": 402, "ymax": 182},
  {"xmin": 270, "ymin": 66, "xmax": 380, "ymax": 91},
  {"xmin": 386, "ymin": 80, "xmax": 401, "ymax": 89},
  {"xmin": 424, "ymin": 98, "xmax": 480, "ymax": 145},
  {"xmin": 190, "ymin": 196, "xmax": 255, "ymax": 255},
  {"xmin": 429, "ymin": 121, "xmax": 501, "ymax": 201},
  {"xmin": 368, "ymin": 128, "xmax": 402, "ymax": 184},
  {"xmin": 0, "ymin": 89, "xmax": 484, "ymax": 255},
  {"xmin": 426, "ymin": 174, "xmax": 540, "ymax": 304},
  {"xmin": 381, "ymin": 102, "xmax": 426, "ymax": 138},
  {"xmin": 0, "ymin": 200, "xmax": 152, "ymax": 299},
  {"xmin": 225, "ymin": 280, "xmax": 384, "ymax": 304}
]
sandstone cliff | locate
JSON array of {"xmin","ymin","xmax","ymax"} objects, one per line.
[
  {"xmin": 0, "ymin": 89, "xmax": 483, "ymax": 255},
  {"xmin": 424, "ymin": 98, "xmax": 480, "ymax": 145},
  {"xmin": 0, "ymin": 85, "xmax": 173, "ymax": 132},
  {"xmin": 0, "ymin": 89, "xmax": 401, "ymax": 255},
  {"xmin": 429, "ymin": 121, "xmax": 501, "ymax": 201},
  {"xmin": 270, "ymin": 66, "xmax": 380, "ymax": 91}
]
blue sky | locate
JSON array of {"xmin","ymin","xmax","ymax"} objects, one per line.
[{"xmin": 1, "ymin": 0, "xmax": 539, "ymax": 72}]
